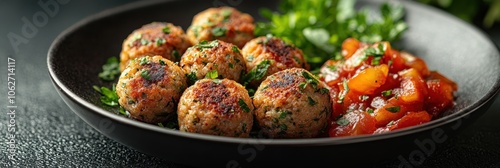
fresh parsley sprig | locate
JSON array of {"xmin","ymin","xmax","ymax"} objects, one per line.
[
  {"xmin": 256, "ymin": 0, "xmax": 408, "ymax": 69},
  {"xmin": 98, "ymin": 57, "xmax": 121, "ymax": 81},
  {"xmin": 93, "ymin": 84, "xmax": 119, "ymax": 107}
]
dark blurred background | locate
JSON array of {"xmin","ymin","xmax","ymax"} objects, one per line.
[{"xmin": 0, "ymin": 0, "xmax": 499, "ymax": 167}]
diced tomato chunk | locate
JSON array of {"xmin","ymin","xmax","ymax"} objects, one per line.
[
  {"xmin": 385, "ymin": 49, "xmax": 408, "ymax": 73},
  {"xmin": 342, "ymin": 38, "xmax": 361, "ymax": 59},
  {"xmin": 425, "ymin": 80, "xmax": 455, "ymax": 117},
  {"xmin": 329, "ymin": 111, "xmax": 377, "ymax": 137},
  {"xmin": 348, "ymin": 64, "xmax": 389, "ymax": 94},
  {"xmin": 398, "ymin": 68, "xmax": 428, "ymax": 104},
  {"xmin": 427, "ymin": 71, "xmax": 458, "ymax": 91},
  {"xmin": 389, "ymin": 111, "xmax": 432, "ymax": 131},
  {"xmin": 401, "ymin": 52, "xmax": 430, "ymax": 78},
  {"xmin": 372, "ymin": 97, "xmax": 424, "ymax": 127},
  {"xmin": 374, "ymin": 111, "xmax": 431, "ymax": 133}
]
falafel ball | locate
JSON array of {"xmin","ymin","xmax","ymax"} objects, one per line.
[
  {"xmin": 177, "ymin": 78, "xmax": 254, "ymax": 137},
  {"xmin": 116, "ymin": 56, "xmax": 187, "ymax": 124},
  {"xmin": 241, "ymin": 36, "xmax": 308, "ymax": 86},
  {"xmin": 253, "ymin": 68, "xmax": 331, "ymax": 138},
  {"xmin": 120, "ymin": 22, "xmax": 192, "ymax": 71},
  {"xmin": 187, "ymin": 7, "xmax": 254, "ymax": 48},
  {"xmin": 180, "ymin": 40, "xmax": 246, "ymax": 84}
]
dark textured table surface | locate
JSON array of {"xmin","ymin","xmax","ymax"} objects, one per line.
[{"xmin": 1, "ymin": 0, "xmax": 500, "ymax": 167}]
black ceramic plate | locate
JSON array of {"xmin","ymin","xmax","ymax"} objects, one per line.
[{"xmin": 48, "ymin": 0, "xmax": 500, "ymax": 167}]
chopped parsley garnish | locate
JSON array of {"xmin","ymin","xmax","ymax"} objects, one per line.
[
  {"xmin": 385, "ymin": 106, "xmax": 401, "ymax": 113},
  {"xmin": 172, "ymin": 50, "xmax": 180, "ymax": 60},
  {"xmin": 159, "ymin": 60, "xmax": 166, "ymax": 66},
  {"xmin": 387, "ymin": 120, "xmax": 395, "ymax": 126},
  {"xmin": 238, "ymin": 98, "xmax": 250, "ymax": 113},
  {"xmin": 187, "ymin": 71, "xmax": 198, "ymax": 84},
  {"xmin": 162, "ymin": 26, "xmax": 170, "ymax": 34},
  {"xmin": 336, "ymin": 118, "xmax": 350, "ymax": 126},
  {"xmin": 327, "ymin": 65, "xmax": 337, "ymax": 71},
  {"xmin": 365, "ymin": 44, "xmax": 386, "ymax": 57},
  {"xmin": 246, "ymin": 55, "xmax": 254, "ymax": 62},
  {"xmin": 371, "ymin": 56, "xmax": 382, "ymax": 65},
  {"xmin": 118, "ymin": 106, "xmax": 129, "ymax": 116},
  {"xmin": 319, "ymin": 88, "xmax": 329, "ymax": 94},
  {"xmin": 211, "ymin": 27, "xmax": 227, "ymax": 37},
  {"xmin": 197, "ymin": 40, "xmax": 219, "ymax": 49},
  {"xmin": 222, "ymin": 9, "xmax": 232, "ymax": 22},
  {"xmin": 232, "ymin": 46, "xmax": 240, "ymax": 53},
  {"xmin": 212, "ymin": 79, "xmax": 222, "ymax": 84},
  {"xmin": 307, "ymin": 96, "xmax": 317, "ymax": 106},
  {"xmin": 298, "ymin": 82, "xmax": 307, "ymax": 90},
  {"xmin": 279, "ymin": 111, "xmax": 288, "ymax": 119},
  {"xmin": 367, "ymin": 108, "xmax": 374, "ymax": 114},
  {"xmin": 337, "ymin": 79, "xmax": 349, "ymax": 103},
  {"xmin": 129, "ymin": 33, "xmax": 142, "ymax": 46},
  {"xmin": 93, "ymin": 84, "xmax": 119, "ymax": 107},
  {"xmin": 360, "ymin": 95, "xmax": 369, "ymax": 101},
  {"xmin": 228, "ymin": 63, "xmax": 234, "ymax": 69},
  {"xmin": 158, "ymin": 123, "xmax": 164, "ymax": 127},
  {"xmin": 98, "ymin": 57, "xmax": 120, "ymax": 81},
  {"xmin": 301, "ymin": 71, "xmax": 319, "ymax": 89},
  {"xmin": 381, "ymin": 90, "xmax": 392, "ymax": 97},
  {"xmin": 205, "ymin": 70, "xmax": 218, "ymax": 79},
  {"xmin": 156, "ymin": 37, "xmax": 166, "ymax": 46},
  {"xmin": 242, "ymin": 60, "xmax": 271, "ymax": 86},
  {"xmin": 140, "ymin": 69, "xmax": 151, "ymax": 80},
  {"xmin": 139, "ymin": 57, "xmax": 149, "ymax": 65},
  {"xmin": 140, "ymin": 39, "xmax": 149, "ymax": 45},
  {"xmin": 280, "ymin": 124, "xmax": 288, "ymax": 131}
]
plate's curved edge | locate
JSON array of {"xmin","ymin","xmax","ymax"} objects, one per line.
[{"xmin": 46, "ymin": 0, "xmax": 500, "ymax": 146}]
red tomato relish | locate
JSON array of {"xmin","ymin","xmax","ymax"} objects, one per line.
[{"xmin": 319, "ymin": 38, "xmax": 457, "ymax": 137}]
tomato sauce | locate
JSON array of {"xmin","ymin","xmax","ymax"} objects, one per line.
[{"xmin": 319, "ymin": 38, "xmax": 457, "ymax": 137}]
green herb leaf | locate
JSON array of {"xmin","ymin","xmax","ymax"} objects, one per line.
[
  {"xmin": 337, "ymin": 79, "xmax": 349, "ymax": 103},
  {"xmin": 381, "ymin": 90, "xmax": 392, "ymax": 97},
  {"xmin": 385, "ymin": 106, "xmax": 400, "ymax": 113},
  {"xmin": 232, "ymin": 46, "xmax": 240, "ymax": 53},
  {"xmin": 212, "ymin": 27, "xmax": 227, "ymax": 37},
  {"xmin": 159, "ymin": 60, "xmax": 166, "ymax": 66},
  {"xmin": 308, "ymin": 96, "xmax": 317, "ymax": 106},
  {"xmin": 141, "ymin": 69, "xmax": 151, "ymax": 80},
  {"xmin": 156, "ymin": 37, "xmax": 166, "ymax": 46},
  {"xmin": 222, "ymin": 9, "xmax": 232, "ymax": 22},
  {"xmin": 242, "ymin": 60, "xmax": 271, "ymax": 85},
  {"xmin": 197, "ymin": 40, "xmax": 219, "ymax": 49},
  {"xmin": 140, "ymin": 39, "xmax": 149, "ymax": 45},
  {"xmin": 162, "ymin": 26, "xmax": 170, "ymax": 34},
  {"xmin": 187, "ymin": 71, "xmax": 198, "ymax": 84},
  {"xmin": 205, "ymin": 70, "xmax": 218, "ymax": 79},
  {"xmin": 94, "ymin": 84, "xmax": 119, "ymax": 107},
  {"xmin": 302, "ymin": 71, "xmax": 319, "ymax": 89},
  {"xmin": 279, "ymin": 111, "xmax": 288, "ymax": 119},
  {"xmin": 139, "ymin": 57, "xmax": 149, "ymax": 65},
  {"xmin": 367, "ymin": 108, "xmax": 374, "ymax": 114},
  {"xmin": 98, "ymin": 57, "xmax": 120, "ymax": 81},
  {"xmin": 238, "ymin": 98, "xmax": 251, "ymax": 113},
  {"xmin": 336, "ymin": 118, "xmax": 350, "ymax": 126},
  {"xmin": 172, "ymin": 50, "xmax": 180, "ymax": 60}
]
